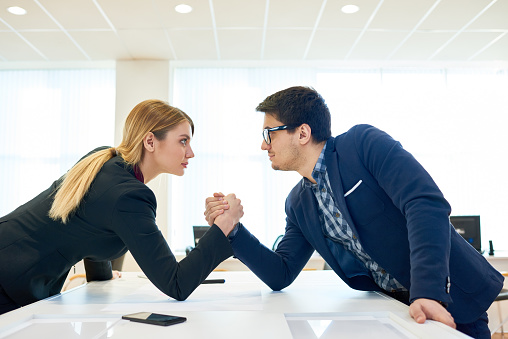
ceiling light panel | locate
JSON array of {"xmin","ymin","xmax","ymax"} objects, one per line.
[
  {"xmin": 96, "ymin": 0, "xmax": 161, "ymax": 29},
  {"xmin": 267, "ymin": 0, "xmax": 321, "ymax": 27},
  {"xmin": 21, "ymin": 31, "xmax": 86, "ymax": 60},
  {"xmin": 369, "ymin": 0, "xmax": 437, "ymax": 30},
  {"xmin": 471, "ymin": 34, "xmax": 508, "ymax": 60},
  {"xmin": 419, "ymin": 0, "xmax": 494, "ymax": 30},
  {"xmin": 468, "ymin": 0, "xmax": 508, "ymax": 30},
  {"xmin": 388, "ymin": 31, "xmax": 455, "ymax": 60},
  {"xmin": 433, "ymin": 31, "xmax": 505, "ymax": 60},
  {"xmin": 38, "ymin": 0, "xmax": 110, "ymax": 30},
  {"xmin": 213, "ymin": 0, "xmax": 265, "ymax": 27}
]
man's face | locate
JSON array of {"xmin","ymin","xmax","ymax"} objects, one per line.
[{"xmin": 261, "ymin": 114, "xmax": 300, "ymax": 171}]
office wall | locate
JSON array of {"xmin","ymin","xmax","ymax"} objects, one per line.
[{"xmin": 115, "ymin": 60, "xmax": 171, "ymax": 271}]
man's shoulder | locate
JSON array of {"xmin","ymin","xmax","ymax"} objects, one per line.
[
  {"xmin": 336, "ymin": 124, "xmax": 378, "ymax": 140},
  {"xmin": 332, "ymin": 124, "xmax": 388, "ymax": 149}
]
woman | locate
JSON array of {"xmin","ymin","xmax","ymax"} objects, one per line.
[{"xmin": 0, "ymin": 99, "xmax": 242, "ymax": 315}]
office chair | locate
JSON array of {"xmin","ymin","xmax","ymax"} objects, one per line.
[
  {"xmin": 62, "ymin": 273, "xmax": 86, "ymax": 291},
  {"xmin": 491, "ymin": 272, "xmax": 508, "ymax": 338}
]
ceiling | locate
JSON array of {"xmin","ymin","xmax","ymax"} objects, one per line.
[{"xmin": 0, "ymin": 0, "xmax": 507, "ymax": 63}]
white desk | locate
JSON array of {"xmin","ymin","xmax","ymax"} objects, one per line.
[{"xmin": 0, "ymin": 271, "xmax": 468, "ymax": 338}]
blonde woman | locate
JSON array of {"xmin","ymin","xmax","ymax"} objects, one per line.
[{"xmin": 0, "ymin": 99, "xmax": 242, "ymax": 314}]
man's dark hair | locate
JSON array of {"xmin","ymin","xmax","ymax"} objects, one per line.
[{"xmin": 256, "ymin": 86, "xmax": 331, "ymax": 143}]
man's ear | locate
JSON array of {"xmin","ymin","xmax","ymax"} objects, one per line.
[
  {"xmin": 298, "ymin": 124, "xmax": 312, "ymax": 145},
  {"xmin": 143, "ymin": 132, "xmax": 156, "ymax": 152}
]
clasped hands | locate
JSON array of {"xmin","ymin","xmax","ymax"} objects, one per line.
[{"xmin": 204, "ymin": 192, "xmax": 243, "ymax": 236}]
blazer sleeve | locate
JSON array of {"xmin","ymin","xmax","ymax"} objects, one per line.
[
  {"xmin": 111, "ymin": 188, "xmax": 233, "ymax": 301},
  {"xmin": 84, "ymin": 259, "xmax": 113, "ymax": 281},
  {"xmin": 230, "ymin": 198, "xmax": 315, "ymax": 291},
  {"xmin": 352, "ymin": 125, "xmax": 452, "ymax": 303}
]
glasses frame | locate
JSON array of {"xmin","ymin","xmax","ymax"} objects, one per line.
[{"xmin": 262, "ymin": 125, "xmax": 297, "ymax": 145}]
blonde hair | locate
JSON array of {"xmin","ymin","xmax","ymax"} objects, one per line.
[{"xmin": 49, "ymin": 99, "xmax": 194, "ymax": 223}]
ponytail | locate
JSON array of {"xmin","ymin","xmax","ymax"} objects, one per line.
[
  {"xmin": 48, "ymin": 99, "xmax": 193, "ymax": 224},
  {"xmin": 49, "ymin": 147, "xmax": 116, "ymax": 223}
]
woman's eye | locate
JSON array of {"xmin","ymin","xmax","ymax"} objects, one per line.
[{"xmin": 181, "ymin": 139, "xmax": 188, "ymax": 146}]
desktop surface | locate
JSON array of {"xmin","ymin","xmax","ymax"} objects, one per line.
[{"xmin": 0, "ymin": 271, "xmax": 468, "ymax": 338}]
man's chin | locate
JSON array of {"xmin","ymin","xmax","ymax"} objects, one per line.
[{"xmin": 272, "ymin": 163, "xmax": 288, "ymax": 171}]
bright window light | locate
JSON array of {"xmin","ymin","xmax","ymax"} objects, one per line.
[{"xmin": 170, "ymin": 66, "xmax": 508, "ymax": 253}]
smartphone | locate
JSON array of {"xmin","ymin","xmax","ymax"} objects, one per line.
[{"xmin": 122, "ymin": 312, "xmax": 187, "ymax": 326}]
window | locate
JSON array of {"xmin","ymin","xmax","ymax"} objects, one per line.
[
  {"xmin": 0, "ymin": 69, "xmax": 115, "ymax": 217},
  {"xmin": 170, "ymin": 65, "xmax": 508, "ymax": 253}
]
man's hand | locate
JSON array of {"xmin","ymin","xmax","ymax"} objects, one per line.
[
  {"xmin": 215, "ymin": 194, "xmax": 244, "ymax": 236},
  {"xmin": 409, "ymin": 298, "xmax": 456, "ymax": 328},
  {"xmin": 204, "ymin": 192, "xmax": 228, "ymax": 226}
]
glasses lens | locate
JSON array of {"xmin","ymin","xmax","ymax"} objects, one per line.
[{"xmin": 263, "ymin": 129, "xmax": 270, "ymax": 144}]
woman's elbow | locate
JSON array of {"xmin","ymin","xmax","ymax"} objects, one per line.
[
  {"xmin": 267, "ymin": 280, "xmax": 290, "ymax": 292},
  {"xmin": 172, "ymin": 294, "xmax": 188, "ymax": 301},
  {"xmin": 166, "ymin": 286, "xmax": 192, "ymax": 301}
]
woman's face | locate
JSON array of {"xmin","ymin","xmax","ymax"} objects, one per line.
[{"xmin": 153, "ymin": 121, "xmax": 194, "ymax": 176}]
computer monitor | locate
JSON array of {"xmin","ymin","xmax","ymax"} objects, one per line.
[
  {"xmin": 193, "ymin": 225, "xmax": 210, "ymax": 247},
  {"xmin": 450, "ymin": 215, "xmax": 481, "ymax": 252}
]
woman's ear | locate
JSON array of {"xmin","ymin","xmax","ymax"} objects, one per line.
[{"xmin": 143, "ymin": 132, "xmax": 156, "ymax": 152}]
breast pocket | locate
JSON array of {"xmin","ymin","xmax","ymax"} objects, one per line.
[{"xmin": 344, "ymin": 181, "xmax": 385, "ymax": 226}]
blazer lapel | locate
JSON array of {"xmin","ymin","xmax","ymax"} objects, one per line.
[
  {"xmin": 324, "ymin": 138, "xmax": 360, "ymax": 237},
  {"xmin": 296, "ymin": 179, "xmax": 348, "ymax": 281}
]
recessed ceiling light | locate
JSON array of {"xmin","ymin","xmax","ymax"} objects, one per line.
[
  {"xmin": 7, "ymin": 6, "xmax": 27, "ymax": 15},
  {"xmin": 341, "ymin": 5, "xmax": 359, "ymax": 14},
  {"xmin": 175, "ymin": 4, "xmax": 193, "ymax": 14}
]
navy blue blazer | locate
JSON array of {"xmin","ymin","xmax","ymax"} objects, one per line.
[{"xmin": 231, "ymin": 124, "xmax": 503, "ymax": 324}]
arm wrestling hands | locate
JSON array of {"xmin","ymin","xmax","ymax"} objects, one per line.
[{"xmin": 204, "ymin": 192, "xmax": 243, "ymax": 236}]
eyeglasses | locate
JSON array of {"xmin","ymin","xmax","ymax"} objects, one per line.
[{"xmin": 262, "ymin": 125, "xmax": 296, "ymax": 145}]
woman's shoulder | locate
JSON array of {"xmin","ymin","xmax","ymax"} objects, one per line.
[{"xmin": 88, "ymin": 160, "xmax": 155, "ymax": 206}]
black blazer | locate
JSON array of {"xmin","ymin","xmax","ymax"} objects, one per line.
[{"xmin": 0, "ymin": 147, "xmax": 233, "ymax": 306}]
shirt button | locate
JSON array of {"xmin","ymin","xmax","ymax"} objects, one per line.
[
  {"xmin": 321, "ymin": 188, "xmax": 326, "ymax": 192},
  {"xmin": 381, "ymin": 269, "xmax": 386, "ymax": 274},
  {"xmin": 352, "ymin": 234, "xmax": 357, "ymax": 240},
  {"xmin": 335, "ymin": 212, "xmax": 341, "ymax": 218}
]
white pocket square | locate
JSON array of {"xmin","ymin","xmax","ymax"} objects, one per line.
[{"xmin": 344, "ymin": 180, "xmax": 363, "ymax": 197}]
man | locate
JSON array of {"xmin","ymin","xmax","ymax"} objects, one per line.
[{"xmin": 206, "ymin": 86, "xmax": 503, "ymax": 338}]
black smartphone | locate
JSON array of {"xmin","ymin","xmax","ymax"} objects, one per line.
[{"xmin": 122, "ymin": 312, "xmax": 187, "ymax": 326}]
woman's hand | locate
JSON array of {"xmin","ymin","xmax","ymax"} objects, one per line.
[
  {"xmin": 205, "ymin": 193, "xmax": 243, "ymax": 236},
  {"xmin": 111, "ymin": 270, "xmax": 122, "ymax": 280},
  {"xmin": 204, "ymin": 192, "xmax": 229, "ymax": 226}
]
